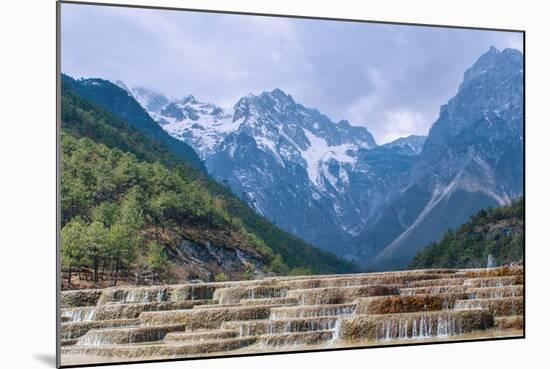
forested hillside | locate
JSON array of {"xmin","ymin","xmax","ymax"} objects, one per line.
[
  {"xmin": 409, "ymin": 199, "xmax": 524, "ymax": 269},
  {"xmin": 60, "ymin": 81, "xmax": 357, "ymax": 288},
  {"xmin": 61, "ymin": 133, "xmax": 274, "ymax": 284},
  {"xmin": 61, "ymin": 75, "xmax": 205, "ymax": 171}
]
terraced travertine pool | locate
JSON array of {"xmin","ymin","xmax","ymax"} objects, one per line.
[{"xmin": 60, "ymin": 266, "xmax": 524, "ymax": 366}]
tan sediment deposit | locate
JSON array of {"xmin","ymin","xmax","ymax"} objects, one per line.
[
  {"xmin": 287, "ymin": 285, "xmax": 399, "ymax": 305},
  {"xmin": 61, "ymin": 266, "xmax": 523, "ymax": 365},
  {"xmin": 339, "ymin": 309, "xmax": 494, "ymax": 341},
  {"xmin": 354, "ymin": 293, "xmax": 468, "ymax": 314}
]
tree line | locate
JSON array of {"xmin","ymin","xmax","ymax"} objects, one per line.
[{"xmin": 409, "ymin": 198, "xmax": 524, "ymax": 269}]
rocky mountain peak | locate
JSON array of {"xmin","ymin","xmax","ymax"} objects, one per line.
[
  {"xmin": 231, "ymin": 89, "xmax": 375, "ymax": 146},
  {"xmin": 178, "ymin": 95, "xmax": 198, "ymax": 105},
  {"xmin": 381, "ymin": 135, "xmax": 426, "ymax": 156},
  {"xmin": 461, "ymin": 46, "xmax": 523, "ymax": 88},
  {"xmin": 263, "ymin": 88, "xmax": 296, "ymax": 106},
  {"xmin": 357, "ymin": 47, "xmax": 523, "ymax": 269},
  {"xmin": 232, "ymin": 88, "xmax": 297, "ymax": 123},
  {"xmin": 131, "ymin": 87, "xmax": 170, "ymax": 114},
  {"xmin": 427, "ymin": 47, "xmax": 523, "ymax": 146}
]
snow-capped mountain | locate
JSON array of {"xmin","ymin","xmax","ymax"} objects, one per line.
[
  {"xmin": 134, "ymin": 86, "xmax": 381, "ymax": 250},
  {"xmin": 218, "ymin": 88, "xmax": 376, "ymax": 188},
  {"xmin": 130, "ymin": 46, "xmax": 523, "ymax": 270},
  {"xmin": 206, "ymin": 89, "xmax": 380, "ymax": 249},
  {"xmin": 130, "ymin": 89, "xmax": 236, "ymax": 159},
  {"xmin": 134, "ymin": 86, "xmax": 377, "ymax": 192}
]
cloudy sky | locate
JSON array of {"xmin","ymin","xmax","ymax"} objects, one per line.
[{"xmin": 61, "ymin": 3, "xmax": 523, "ymax": 144}]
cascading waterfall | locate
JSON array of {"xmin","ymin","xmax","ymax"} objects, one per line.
[
  {"xmin": 256, "ymin": 331, "xmax": 334, "ymax": 348},
  {"xmin": 270, "ymin": 304, "xmax": 356, "ymax": 320},
  {"xmin": 128, "ymin": 289, "xmax": 162, "ymax": 303},
  {"xmin": 78, "ymin": 331, "xmax": 114, "ymax": 346},
  {"xmin": 454, "ymin": 300, "xmax": 483, "ymax": 310},
  {"xmin": 328, "ymin": 319, "xmax": 342, "ymax": 346},
  {"xmin": 441, "ymin": 297, "xmax": 455, "ymax": 310},
  {"xmin": 378, "ymin": 319, "xmax": 409, "ymax": 340},
  {"xmin": 468, "ymin": 286, "xmax": 523, "ymax": 299},
  {"xmin": 283, "ymin": 321, "xmax": 291, "ymax": 334},
  {"xmin": 234, "ymin": 318, "xmax": 339, "ymax": 337},
  {"xmin": 78, "ymin": 327, "xmax": 176, "ymax": 346},
  {"xmin": 62, "ymin": 307, "xmax": 96, "ymax": 322},
  {"xmin": 412, "ymin": 318, "xmax": 429, "ymax": 338},
  {"xmin": 377, "ymin": 315, "xmax": 463, "ymax": 340},
  {"xmin": 308, "ymin": 319, "xmax": 335, "ymax": 332},
  {"xmin": 124, "ymin": 289, "xmax": 145, "ymax": 303},
  {"xmin": 279, "ymin": 319, "xmax": 336, "ymax": 334},
  {"xmin": 156, "ymin": 289, "xmax": 166, "ymax": 302},
  {"xmin": 239, "ymin": 323, "xmax": 251, "ymax": 337},
  {"xmin": 250, "ymin": 288, "xmax": 287, "ymax": 300},
  {"xmin": 268, "ymin": 322, "xmax": 275, "ymax": 335},
  {"xmin": 436, "ymin": 316, "xmax": 457, "ymax": 337}
]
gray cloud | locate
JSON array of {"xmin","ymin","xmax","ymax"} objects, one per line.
[{"xmin": 61, "ymin": 3, "xmax": 523, "ymax": 144}]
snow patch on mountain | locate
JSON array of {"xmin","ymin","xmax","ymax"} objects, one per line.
[
  {"xmin": 131, "ymin": 87, "xmax": 170, "ymax": 115},
  {"xmin": 161, "ymin": 106, "xmax": 239, "ymax": 159},
  {"xmin": 130, "ymin": 88, "xmax": 241, "ymax": 159},
  {"xmin": 254, "ymin": 135, "xmax": 285, "ymax": 166},
  {"xmin": 301, "ymin": 129, "xmax": 356, "ymax": 187}
]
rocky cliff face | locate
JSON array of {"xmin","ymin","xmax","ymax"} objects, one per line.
[
  {"xmin": 134, "ymin": 47, "xmax": 523, "ymax": 270},
  {"xmin": 351, "ymin": 47, "xmax": 524, "ymax": 269},
  {"xmin": 206, "ymin": 89, "xmax": 380, "ymax": 251}
]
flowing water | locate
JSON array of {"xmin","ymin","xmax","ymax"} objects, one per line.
[
  {"xmin": 61, "ymin": 267, "xmax": 524, "ymax": 366},
  {"xmin": 62, "ymin": 307, "xmax": 96, "ymax": 322}
]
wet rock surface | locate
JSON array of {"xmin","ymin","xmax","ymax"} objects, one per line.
[{"xmin": 61, "ymin": 267, "xmax": 524, "ymax": 365}]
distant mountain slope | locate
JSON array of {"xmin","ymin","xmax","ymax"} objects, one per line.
[
  {"xmin": 351, "ymin": 47, "xmax": 524, "ymax": 270},
  {"xmin": 409, "ymin": 199, "xmax": 523, "ymax": 269},
  {"xmin": 61, "ymin": 74, "xmax": 205, "ymax": 171},
  {"xmin": 61, "ymin": 80, "xmax": 358, "ymax": 277}
]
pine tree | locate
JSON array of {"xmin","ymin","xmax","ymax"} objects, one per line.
[
  {"xmin": 146, "ymin": 242, "xmax": 169, "ymax": 284},
  {"xmin": 60, "ymin": 217, "xmax": 89, "ymax": 285},
  {"xmin": 85, "ymin": 221, "xmax": 108, "ymax": 283}
]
